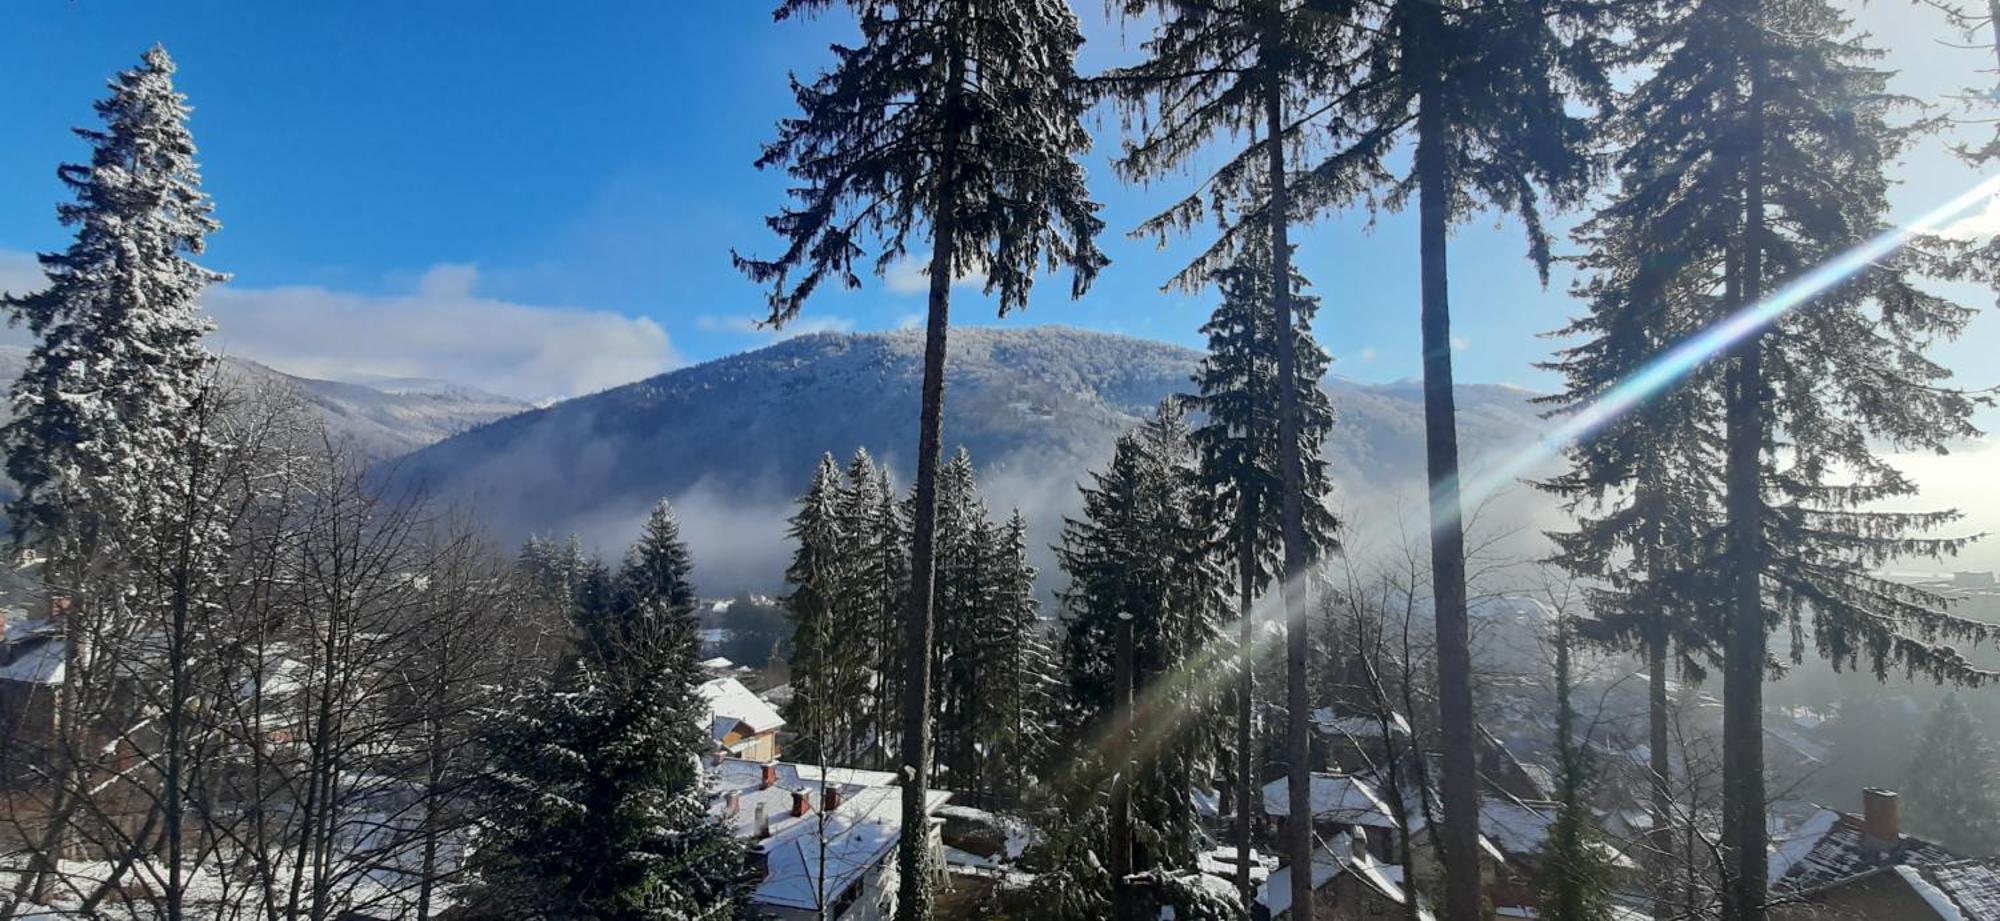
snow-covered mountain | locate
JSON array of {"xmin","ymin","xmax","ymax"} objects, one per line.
[
  {"xmin": 385, "ymin": 326, "xmax": 1558, "ymax": 594},
  {"xmin": 0, "ymin": 346, "xmax": 530, "ymax": 465}
]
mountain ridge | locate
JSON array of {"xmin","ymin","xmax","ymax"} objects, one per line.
[{"xmin": 385, "ymin": 325, "xmax": 1556, "ymax": 593}]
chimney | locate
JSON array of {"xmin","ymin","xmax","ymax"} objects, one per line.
[
  {"xmin": 754, "ymin": 802, "xmax": 771, "ymax": 838},
  {"xmin": 725, "ymin": 790, "xmax": 742, "ymax": 815},
  {"xmin": 761, "ymin": 763, "xmax": 779, "ymax": 789},
  {"xmin": 1863, "ymin": 788, "xmax": 1900, "ymax": 848},
  {"xmin": 791, "ymin": 789, "xmax": 812, "ymax": 818},
  {"xmin": 823, "ymin": 785, "xmax": 842, "ymax": 814}
]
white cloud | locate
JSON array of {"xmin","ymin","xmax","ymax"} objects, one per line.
[
  {"xmin": 896, "ymin": 312, "xmax": 924, "ymax": 331},
  {"xmin": 1358, "ymin": 346, "xmax": 1378, "ymax": 363},
  {"xmin": 884, "ymin": 255, "xmax": 977, "ymax": 295},
  {"xmin": 0, "ymin": 251, "xmax": 680, "ymax": 402},
  {"xmin": 1450, "ymin": 335, "xmax": 1471, "ymax": 352}
]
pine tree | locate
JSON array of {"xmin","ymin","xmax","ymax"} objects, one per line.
[
  {"xmin": 1537, "ymin": 51, "xmax": 1735, "ymax": 910},
  {"xmin": 480, "ymin": 512, "xmax": 748, "ymax": 920},
  {"xmin": 1097, "ymin": 6, "xmax": 1349, "ymax": 913},
  {"xmin": 621, "ymin": 499, "xmax": 700, "ymax": 614},
  {"xmin": 1553, "ymin": 2, "xmax": 2000, "ymax": 915},
  {"xmin": 0, "ymin": 49, "xmax": 228, "ymax": 919},
  {"xmin": 1184, "ymin": 229, "xmax": 1339, "ymax": 905},
  {"xmin": 1906, "ymin": 694, "xmax": 2000, "ymax": 856},
  {"xmin": 1056, "ymin": 403, "xmax": 1229, "ymax": 908},
  {"xmin": 1534, "ymin": 608, "xmax": 1616, "ymax": 921},
  {"xmin": 866, "ymin": 463, "xmax": 911, "ymax": 771},
  {"xmin": 1292, "ymin": 2, "xmax": 1617, "ymax": 912},
  {"xmin": 837, "ymin": 450, "xmax": 893, "ymax": 765},
  {"xmin": 2, "ymin": 45, "xmax": 224, "ymax": 557},
  {"xmin": 736, "ymin": 5, "xmax": 1105, "ymax": 913},
  {"xmin": 929, "ymin": 450, "xmax": 991, "ymax": 795},
  {"xmin": 981, "ymin": 510, "xmax": 1054, "ymax": 801},
  {"xmin": 783, "ymin": 455, "xmax": 869, "ymax": 763}
]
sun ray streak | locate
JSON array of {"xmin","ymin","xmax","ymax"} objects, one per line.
[{"xmin": 1444, "ymin": 173, "xmax": 2000, "ymax": 524}]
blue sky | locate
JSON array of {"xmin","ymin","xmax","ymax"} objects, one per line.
[{"xmin": 1, "ymin": 0, "xmax": 1995, "ymax": 406}]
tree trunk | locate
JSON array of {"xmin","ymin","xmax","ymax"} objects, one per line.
[
  {"xmin": 1111, "ymin": 611, "xmax": 1137, "ymax": 921},
  {"xmin": 1261, "ymin": 22, "xmax": 1317, "ymax": 921},
  {"xmin": 1722, "ymin": 33, "xmax": 1769, "ymax": 920},
  {"xmin": 1414, "ymin": 20, "xmax": 1483, "ymax": 921},
  {"xmin": 1647, "ymin": 615, "xmax": 1677, "ymax": 916},
  {"xmin": 1235, "ymin": 497, "xmax": 1259, "ymax": 913},
  {"xmin": 896, "ymin": 51, "xmax": 963, "ymax": 914}
]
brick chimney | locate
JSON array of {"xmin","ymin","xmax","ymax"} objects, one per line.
[
  {"xmin": 822, "ymin": 785, "xmax": 842, "ymax": 814},
  {"xmin": 1863, "ymin": 788, "xmax": 1901, "ymax": 849},
  {"xmin": 791, "ymin": 789, "xmax": 812, "ymax": 818},
  {"xmin": 724, "ymin": 790, "xmax": 742, "ymax": 815},
  {"xmin": 761, "ymin": 763, "xmax": 779, "ymax": 789}
]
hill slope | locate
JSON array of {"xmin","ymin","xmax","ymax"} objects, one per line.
[
  {"xmin": 387, "ymin": 326, "xmax": 1556, "ymax": 593},
  {"xmin": 0, "ymin": 346, "xmax": 529, "ymax": 465}
]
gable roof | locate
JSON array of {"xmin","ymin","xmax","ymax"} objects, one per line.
[
  {"xmin": 697, "ymin": 676, "xmax": 785, "ymax": 741},
  {"xmin": 1261, "ymin": 772, "xmax": 1398, "ymax": 829},
  {"xmin": 1922, "ymin": 858, "xmax": 2000, "ymax": 920},
  {"xmin": 1257, "ymin": 843, "xmax": 1434, "ymax": 921},
  {"xmin": 1405, "ymin": 794, "xmax": 1558, "ymax": 859},
  {"xmin": 1770, "ymin": 807, "xmax": 1958, "ymax": 891},
  {"xmin": 0, "ymin": 635, "xmax": 64, "ymax": 685}
]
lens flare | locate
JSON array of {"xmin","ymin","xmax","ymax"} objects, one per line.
[{"xmin": 1449, "ymin": 173, "xmax": 2000, "ymax": 519}]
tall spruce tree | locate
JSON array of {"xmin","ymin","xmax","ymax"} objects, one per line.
[
  {"xmin": 736, "ymin": 5, "xmax": 1104, "ymax": 912},
  {"xmin": 1, "ymin": 51, "xmax": 227, "ymax": 918},
  {"xmin": 1906, "ymin": 694, "xmax": 2000, "ymax": 855},
  {"xmin": 929, "ymin": 450, "xmax": 991, "ymax": 795},
  {"xmin": 783, "ymin": 455, "xmax": 871, "ymax": 763},
  {"xmin": 866, "ymin": 463, "xmax": 911, "ymax": 771},
  {"xmin": 1597, "ymin": 2, "xmax": 1999, "ymax": 915},
  {"xmin": 1284, "ymin": 1, "xmax": 1617, "ymax": 912},
  {"xmin": 1057, "ymin": 402, "xmax": 1229, "ymax": 911},
  {"xmin": 1538, "ymin": 65, "xmax": 1734, "ymax": 911},
  {"xmin": 1184, "ymin": 230, "xmax": 1338, "ymax": 906},
  {"xmin": 984, "ymin": 509, "xmax": 1055, "ymax": 801},
  {"xmin": 481, "ymin": 511, "xmax": 748, "ymax": 920},
  {"xmin": 3, "ymin": 43, "xmax": 223, "ymax": 567},
  {"xmin": 1098, "ymin": 7, "xmax": 1349, "ymax": 913}
]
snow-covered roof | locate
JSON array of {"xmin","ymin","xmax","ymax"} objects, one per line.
[
  {"xmin": 699, "ymin": 656, "xmax": 734, "ymax": 670},
  {"xmin": 1311, "ymin": 707, "xmax": 1411, "ymax": 739},
  {"xmin": 0, "ymin": 636, "xmax": 64, "ymax": 685},
  {"xmin": 1257, "ymin": 844, "xmax": 1432, "ymax": 920},
  {"xmin": 1406, "ymin": 796, "xmax": 1557, "ymax": 858},
  {"xmin": 697, "ymin": 676, "xmax": 785, "ymax": 740},
  {"xmin": 1769, "ymin": 807, "xmax": 1957, "ymax": 891},
  {"xmin": 1921, "ymin": 858, "xmax": 2000, "ymax": 919},
  {"xmin": 1261, "ymin": 773, "xmax": 1397, "ymax": 828},
  {"xmin": 751, "ymin": 784, "xmax": 953, "ymax": 911}
]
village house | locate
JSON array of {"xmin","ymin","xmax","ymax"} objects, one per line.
[
  {"xmin": 698, "ymin": 675, "xmax": 787, "ymax": 763},
  {"xmin": 706, "ymin": 758, "xmax": 950, "ymax": 921},
  {"xmin": 1772, "ymin": 856, "xmax": 2000, "ymax": 920},
  {"xmin": 1255, "ymin": 832, "xmax": 1435, "ymax": 921},
  {"xmin": 1768, "ymin": 788, "xmax": 1959, "ymax": 895}
]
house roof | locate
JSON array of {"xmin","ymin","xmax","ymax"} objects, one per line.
[
  {"xmin": 697, "ymin": 676, "xmax": 785, "ymax": 740},
  {"xmin": 1769, "ymin": 808, "xmax": 1958, "ymax": 892},
  {"xmin": 1261, "ymin": 772, "xmax": 1398, "ymax": 829},
  {"xmin": 728, "ymin": 780, "xmax": 953, "ymax": 911},
  {"xmin": 1311, "ymin": 707, "xmax": 1411, "ymax": 739},
  {"xmin": 1785, "ymin": 858, "xmax": 2000, "ymax": 920},
  {"xmin": 1258, "ymin": 843, "xmax": 1433, "ymax": 920},
  {"xmin": 1406, "ymin": 795, "xmax": 1558, "ymax": 859},
  {"xmin": 0, "ymin": 636, "xmax": 64, "ymax": 685}
]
